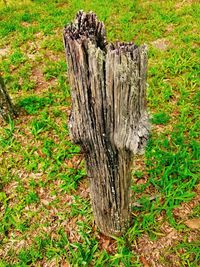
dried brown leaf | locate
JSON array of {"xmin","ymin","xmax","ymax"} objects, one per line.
[
  {"xmin": 184, "ymin": 218, "xmax": 200, "ymax": 229},
  {"xmin": 140, "ymin": 256, "xmax": 150, "ymax": 267},
  {"xmin": 61, "ymin": 263, "xmax": 71, "ymax": 267}
]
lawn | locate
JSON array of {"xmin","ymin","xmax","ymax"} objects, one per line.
[{"xmin": 0, "ymin": 0, "xmax": 199, "ymax": 266}]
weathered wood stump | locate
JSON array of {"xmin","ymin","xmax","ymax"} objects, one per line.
[
  {"xmin": 63, "ymin": 11, "xmax": 149, "ymax": 236},
  {"xmin": 0, "ymin": 76, "xmax": 17, "ymax": 122}
]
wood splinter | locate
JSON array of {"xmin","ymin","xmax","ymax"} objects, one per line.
[{"xmin": 63, "ymin": 11, "xmax": 149, "ymax": 236}]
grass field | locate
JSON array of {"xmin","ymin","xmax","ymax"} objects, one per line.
[{"xmin": 0, "ymin": 0, "xmax": 199, "ymax": 266}]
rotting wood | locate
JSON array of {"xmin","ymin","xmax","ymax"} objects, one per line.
[
  {"xmin": 0, "ymin": 76, "xmax": 17, "ymax": 122},
  {"xmin": 63, "ymin": 11, "xmax": 149, "ymax": 236}
]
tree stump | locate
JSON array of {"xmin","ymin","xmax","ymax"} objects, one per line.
[
  {"xmin": 0, "ymin": 76, "xmax": 17, "ymax": 122},
  {"xmin": 63, "ymin": 11, "xmax": 149, "ymax": 236}
]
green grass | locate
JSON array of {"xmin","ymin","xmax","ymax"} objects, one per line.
[{"xmin": 0, "ymin": 0, "xmax": 199, "ymax": 266}]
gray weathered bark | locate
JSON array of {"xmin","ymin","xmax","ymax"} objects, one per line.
[
  {"xmin": 0, "ymin": 76, "xmax": 17, "ymax": 122},
  {"xmin": 63, "ymin": 11, "xmax": 149, "ymax": 236}
]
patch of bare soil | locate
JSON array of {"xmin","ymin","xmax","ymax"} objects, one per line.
[
  {"xmin": 97, "ymin": 232, "xmax": 117, "ymax": 254},
  {"xmin": 165, "ymin": 24, "xmax": 174, "ymax": 33},
  {"xmin": 61, "ymin": 215, "xmax": 82, "ymax": 243},
  {"xmin": 136, "ymin": 222, "xmax": 181, "ymax": 267},
  {"xmin": 152, "ymin": 39, "xmax": 170, "ymax": 51},
  {"xmin": 173, "ymin": 185, "xmax": 200, "ymax": 233},
  {"xmin": 0, "ymin": 179, "xmax": 82, "ymax": 261},
  {"xmin": 0, "ymin": 47, "xmax": 10, "ymax": 57},
  {"xmin": 136, "ymin": 189, "xmax": 200, "ymax": 266},
  {"xmin": 31, "ymin": 67, "xmax": 51, "ymax": 92},
  {"xmin": 45, "ymin": 51, "xmax": 61, "ymax": 62},
  {"xmin": 20, "ymin": 22, "xmax": 31, "ymax": 27},
  {"xmin": 175, "ymin": 0, "xmax": 196, "ymax": 10},
  {"xmin": 75, "ymin": 178, "xmax": 90, "ymax": 199},
  {"xmin": 42, "ymin": 258, "xmax": 71, "ymax": 267},
  {"xmin": 173, "ymin": 190, "xmax": 200, "ymax": 221}
]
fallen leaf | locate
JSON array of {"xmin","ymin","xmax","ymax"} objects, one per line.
[
  {"xmin": 140, "ymin": 256, "xmax": 150, "ymax": 267},
  {"xmin": 61, "ymin": 263, "xmax": 70, "ymax": 267},
  {"xmin": 184, "ymin": 218, "xmax": 200, "ymax": 229},
  {"xmin": 102, "ymin": 239, "xmax": 110, "ymax": 250}
]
